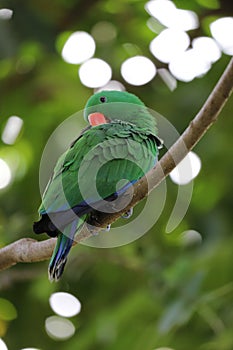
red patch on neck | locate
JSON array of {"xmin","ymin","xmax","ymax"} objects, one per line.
[{"xmin": 88, "ymin": 113, "xmax": 107, "ymax": 126}]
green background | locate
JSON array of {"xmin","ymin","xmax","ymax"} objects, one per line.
[{"xmin": 0, "ymin": 0, "xmax": 233, "ymax": 349}]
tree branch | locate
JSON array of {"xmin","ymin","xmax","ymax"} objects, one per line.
[
  {"xmin": 0, "ymin": 238, "xmax": 57, "ymax": 270},
  {"xmin": 1, "ymin": 57, "xmax": 233, "ymax": 272}
]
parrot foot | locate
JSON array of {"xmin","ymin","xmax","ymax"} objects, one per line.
[
  {"xmin": 90, "ymin": 230, "xmax": 99, "ymax": 236},
  {"xmin": 103, "ymin": 224, "xmax": 111, "ymax": 232},
  {"xmin": 89, "ymin": 224, "xmax": 111, "ymax": 236},
  {"xmin": 121, "ymin": 208, "xmax": 133, "ymax": 219}
]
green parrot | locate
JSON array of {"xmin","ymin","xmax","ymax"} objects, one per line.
[{"xmin": 33, "ymin": 90, "xmax": 162, "ymax": 281}]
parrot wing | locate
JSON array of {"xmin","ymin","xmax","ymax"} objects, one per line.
[{"xmin": 36, "ymin": 122, "xmax": 159, "ymax": 232}]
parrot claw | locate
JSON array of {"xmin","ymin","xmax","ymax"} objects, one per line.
[
  {"xmin": 121, "ymin": 208, "xmax": 133, "ymax": 219},
  {"xmin": 103, "ymin": 224, "xmax": 111, "ymax": 232},
  {"xmin": 91, "ymin": 230, "xmax": 99, "ymax": 236},
  {"xmin": 91, "ymin": 224, "xmax": 111, "ymax": 235}
]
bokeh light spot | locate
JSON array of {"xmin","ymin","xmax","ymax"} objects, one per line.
[
  {"xmin": 79, "ymin": 58, "xmax": 112, "ymax": 88},
  {"xmin": 0, "ymin": 8, "xmax": 13, "ymax": 20},
  {"xmin": 0, "ymin": 339, "xmax": 8, "ymax": 350},
  {"xmin": 158, "ymin": 68, "xmax": 177, "ymax": 91},
  {"xmin": 192, "ymin": 36, "xmax": 221, "ymax": 63},
  {"xmin": 61, "ymin": 31, "xmax": 95, "ymax": 64},
  {"xmin": 91, "ymin": 21, "xmax": 117, "ymax": 43},
  {"xmin": 147, "ymin": 17, "xmax": 165, "ymax": 34},
  {"xmin": 121, "ymin": 56, "xmax": 156, "ymax": 86},
  {"xmin": 45, "ymin": 316, "xmax": 75, "ymax": 340},
  {"xmin": 146, "ymin": 0, "xmax": 199, "ymax": 31},
  {"xmin": 0, "ymin": 159, "xmax": 12, "ymax": 190},
  {"xmin": 1, "ymin": 116, "xmax": 23, "ymax": 145},
  {"xmin": 169, "ymin": 151, "xmax": 201, "ymax": 185},
  {"xmin": 0, "ymin": 298, "xmax": 17, "ymax": 321},
  {"xmin": 169, "ymin": 49, "xmax": 211, "ymax": 82},
  {"xmin": 166, "ymin": 9, "xmax": 199, "ymax": 31},
  {"xmin": 145, "ymin": 0, "xmax": 176, "ymax": 23},
  {"xmin": 20, "ymin": 348, "xmax": 41, "ymax": 350},
  {"xmin": 180, "ymin": 230, "xmax": 202, "ymax": 246},
  {"xmin": 49, "ymin": 292, "xmax": 81, "ymax": 318},
  {"xmin": 95, "ymin": 80, "xmax": 125, "ymax": 92},
  {"xmin": 210, "ymin": 17, "xmax": 233, "ymax": 55},
  {"xmin": 150, "ymin": 29, "xmax": 190, "ymax": 63}
]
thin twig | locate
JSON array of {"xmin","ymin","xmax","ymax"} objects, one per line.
[{"xmin": 0, "ymin": 57, "xmax": 233, "ymax": 272}]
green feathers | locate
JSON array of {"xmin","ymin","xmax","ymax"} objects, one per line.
[
  {"xmin": 84, "ymin": 90, "xmax": 158, "ymax": 134},
  {"xmin": 33, "ymin": 90, "xmax": 162, "ymax": 281}
]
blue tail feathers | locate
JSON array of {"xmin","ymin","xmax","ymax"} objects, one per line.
[{"xmin": 48, "ymin": 220, "xmax": 78, "ymax": 281}]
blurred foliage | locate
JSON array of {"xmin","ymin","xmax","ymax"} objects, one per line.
[{"xmin": 0, "ymin": 0, "xmax": 233, "ymax": 349}]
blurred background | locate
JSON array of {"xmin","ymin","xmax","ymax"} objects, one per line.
[{"xmin": 0, "ymin": 1, "xmax": 233, "ymax": 349}]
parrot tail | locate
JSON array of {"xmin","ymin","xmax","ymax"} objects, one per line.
[{"xmin": 48, "ymin": 220, "xmax": 79, "ymax": 282}]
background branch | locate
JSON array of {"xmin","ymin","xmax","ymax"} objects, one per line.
[{"xmin": 1, "ymin": 57, "xmax": 233, "ymax": 272}]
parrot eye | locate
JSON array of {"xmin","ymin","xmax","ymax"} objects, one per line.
[{"xmin": 99, "ymin": 96, "xmax": 107, "ymax": 103}]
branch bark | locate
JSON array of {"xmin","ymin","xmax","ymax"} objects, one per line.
[{"xmin": 1, "ymin": 57, "xmax": 233, "ymax": 272}]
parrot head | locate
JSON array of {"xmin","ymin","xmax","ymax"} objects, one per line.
[{"xmin": 84, "ymin": 90, "xmax": 157, "ymax": 133}]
